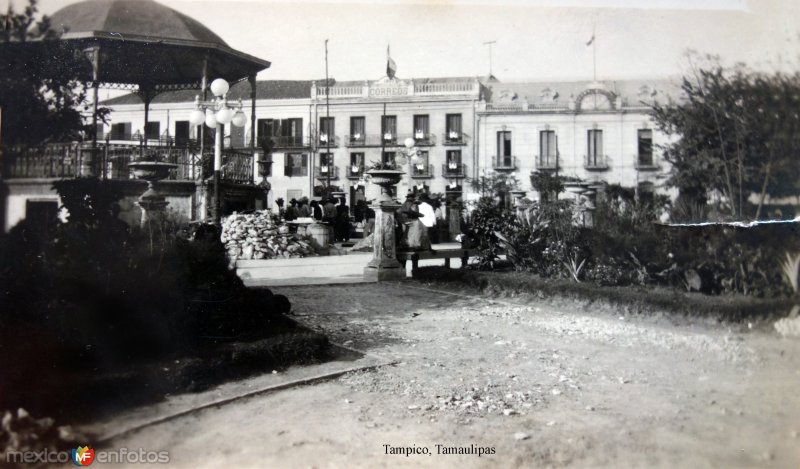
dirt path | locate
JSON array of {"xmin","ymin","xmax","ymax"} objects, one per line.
[{"xmin": 105, "ymin": 282, "xmax": 800, "ymax": 468}]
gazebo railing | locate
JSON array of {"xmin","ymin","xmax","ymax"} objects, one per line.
[
  {"xmin": 220, "ymin": 149, "xmax": 254, "ymax": 184},
  {"xmin": 3, "ymin": 143, "xmax": 80, "ymax": 178},
  {"xmin": 3, "ymin": 142, "xmax": 253, "ymax": 184}
]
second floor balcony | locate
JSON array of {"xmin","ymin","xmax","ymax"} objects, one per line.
[
  {"xmin": 442, "ymin": 162, "xmax": 467, "ymax": 178},
  {"xmin": 584, "ymin": 154, "xmax": 610, "ymax": 171},
  {"xmin": 443, "ymin": 131, "xmax": 466, "ymax": 145},
  {"xmin": 259, "ymin": 135, "xmax": 310, "ymax": 150},
  {"xmin": 347, "ymin": 164, "xmax": 365, "ymax": 179},
  {"xmin": 493, "ymin": 156, "xmax": 517, "ymax": 171},
  {"xmin": 535, "ymin": 155, "xmax": 559, "ymax": 171},
  {"xmin": 314, "ymin": 165, "xmax": 340, "ymax": 180},
  {"xmin": 317, "ymin": 134, "xmax": 339, "ymax": 148},
  {"xmin": 410, "ymin": 132, "xmax": 435, "ymax": 146},
  {"xmin": 410, "ymin": 163, "xmax": 433, "ymax": 178},
  {"xmin": 635, "ymin": 154, "xmax": 660, "ymax": 171},
  {"xmin": 343, "ymin": 133, "xmax": 401, "ymax": 147},
  {"xmin": 346, "ymin": 133, "xmax": 367, "ymax": 147}
]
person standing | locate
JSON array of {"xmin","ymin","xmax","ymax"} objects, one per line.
[
  {"xmin": 396, "ymin": 193, "xmax": 415, "ymax": 247},
  {"xmin": 298, "ymin": 198, "xmax": 310, "ymax": 218},
  {"xmin": 285, "ymin": 199, "xmax": 299, "ymax": 221},
  {"xmin": 404, "ymin": 199, "xmax": 431, "ymax": 251},
  {"xmin": 310, "ymin": 200, "xmax": 323, "ymax": 221},
  {"xmin": 335, "ymin": 197, "xmax": 351, "ymax": 242},
  {"xmin": 363, "ymin": 202, "xmax": 376, "ymax": 238},
  {"xmin": 417, "ymin": 194, "xmax": 436, "ymax": 245},
  {"xmin": 322, "ymin": 197, "xmax": 336, "ymax": 224},
  {"xmin": 434, "ymin": 200, "xmax": 446, "ymax": 243}
]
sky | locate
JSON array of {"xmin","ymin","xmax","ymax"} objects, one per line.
[{"xmin": 16, "ymin": 0, "xmax": 800, "ymax": 82}]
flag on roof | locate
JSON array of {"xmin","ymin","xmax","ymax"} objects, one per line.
[
  {"xmin": 386, "ymin": 45, "xmax": 397, "ymax": 79},
  {"xmin": 586, "ymin": 34, "xmax": 595, "ymax": 46}
]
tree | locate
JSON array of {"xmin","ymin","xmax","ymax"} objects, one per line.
[
  {"xmin": 651, "ymin": 53, "xmax": 800, "ymax": 220},
  {"xmin": 0, "ymin": 0, "xmax": 90, "ymax": 145}
]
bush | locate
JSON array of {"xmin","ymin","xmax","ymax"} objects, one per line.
[
  {"xmin": 464, "ymin": 179, "xmax": 795, "ymax": 298},
  {"xmin": 467, "ymin": 197, "xmax": 584, "ymax": 278},
  {"xmin": 463, "ymin": 197, "xmax": 516, "ymax": 270},
  {"xmin": 660, "ymin": 223, "xmax": 800, "ymax": 297},
  {"xmin": 0, "ymin": 178, "xmax": 294, "ymax": 414}
]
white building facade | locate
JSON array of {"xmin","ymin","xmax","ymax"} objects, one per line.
[
  {"xmin": 477, "ymin": 79, "xmax": 678, "ymax": 203},
  {"xmin": 103, "ymin": 77, "xmax": 675, "ymax": 206}
]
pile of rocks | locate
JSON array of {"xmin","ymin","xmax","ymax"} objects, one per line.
[{"xmin": 221, "ymin": 211, "xmax": 318, "ymax": 261}]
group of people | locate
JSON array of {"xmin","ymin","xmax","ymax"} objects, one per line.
[
  {"xmin": 281, "ymin": 193, "xmax": 445, "ymax": 249},
  {"xmin": 397, "ymin": 193, "xmax": 446, "ymax": 251},
  {"xmin": 283, "ymin": 197, "xmax": 353, "ymax": 242}
]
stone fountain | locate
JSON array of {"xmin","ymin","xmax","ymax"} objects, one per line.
[
  {"xmin": 363, "ymin": 168, "xmax": 406, "ymax": 282},
  {"xmin": 128, "ymin": 161, "xmax": 178, "ymax": 227}
]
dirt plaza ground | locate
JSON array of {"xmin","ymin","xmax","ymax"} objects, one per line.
[{"xmin": 103, "ymin": 282, "xmax": 800, "ymax": 468}]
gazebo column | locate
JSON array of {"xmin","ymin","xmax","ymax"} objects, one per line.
[
  {"xmin": 199, "ymin": 57, "xmax": 208, "ymax": 178},
  {"xmin": 249, "ymin": 73, "xmax": 257, "ymax": 185},
  {"xmin": 83, "ymin": 44, "xmax": 101, "ymax": 177},
  {"xmin": 198, "ymin": 58, "xmax": 210, "ymax": 222},
  {"xmin": 138, "ymin": 85, "xmax": 156, "ymax": 156}
]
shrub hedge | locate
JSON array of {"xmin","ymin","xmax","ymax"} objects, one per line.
[
  {"xmin": 413, "ymin": 267, "xmax": 796, "ymax": 322},
  {"xmin": 464, "ymin": 191, "xmax": 800, "ymax": 299},
  {"xmin": 0, "ymin": 178, "xmax": 329, "ymax": 418}
]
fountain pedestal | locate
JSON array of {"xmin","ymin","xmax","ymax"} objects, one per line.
[
  {"xmin": 128, "ymin": 161, "xmax": 178, "ymax": 227},
  {"xmin": 363, "ymin": 200, "xmax": 405, "ymax": 281},
  {"xmin": 363, "ymin": 169, "xmax": 406, "ymax": 282}
]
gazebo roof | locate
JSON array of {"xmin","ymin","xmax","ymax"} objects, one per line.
[
  {"xmin": 50, "ymin": 0, "xmax": 229, "ymax": 46},
  {"xmin": 38, "ymin": 0, "xmax": 270, "ymax": 90}
]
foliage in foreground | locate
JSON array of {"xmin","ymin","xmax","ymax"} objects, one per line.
[
  {"xmin": 0, "ymin": 0, "xmax": 100, "ymax": 145},
  {"xmin": 650, "ymin": 53, "xmax": 800, "ymax": 220},
  {"xmin": 0, "ymin": 178, "xmax": 298, "ymax": 414},
  {"xmin": 464, "ymin": 186, "xmax": 799, "ymax": 298}
]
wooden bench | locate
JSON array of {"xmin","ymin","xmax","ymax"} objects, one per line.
[{"xmin": 396, "ymin": 248, "xmax": 476, "ymax": 272}]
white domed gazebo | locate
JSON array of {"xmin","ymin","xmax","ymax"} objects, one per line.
[{"xmin": 1, "ymin": 0, "xmax": 271, "ymax": 228}]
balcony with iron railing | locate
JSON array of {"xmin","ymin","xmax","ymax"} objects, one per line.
[
  {"xmin": 535, "ymin": 155, "xmax": 559, "ymax": 171},
  {"xmin": 345, "ymin": 133, "xmax": 367, "ymax": 147},
  {"xmin": 584, "ymin": 154, "xmax": 610, "ymax": 171},
  {"xmin": 492, "ymin": 156, "xmax": 517, "ymax": 171},
  {"xmin": 347, "ymin": 164, "xmax": 365, "ymax": 179},
  {"xmin": 259, "ymin": 135, "xmax": 310, "ymax": 150},
  {"xmin": 314, "ymin": 165, "xmax": 340, "ymax": 180},
  {"xmin": 443, "ymin": 131, "xmax": 467, "ymax": 146},
  {"xmin": 410, "ymin": 163, "xmax": 433, "ymax": 179},
  {"xmin": 634, "ymin": 154, "xmax": 660, "ymax": 171},
  {"xmin": 442, "ymin": 162, "xmax": 467, "ymax": 178},
  {"xmin": 2, "ymin": 142, "xmax": 254, "ymax": 184},
  {"xmin": 344, "ymin": 133, "xmax": 399, "ymax": 147},
  {"xmin": 317, "ymin": 134, "xmax": 339, "ymax": 148},
  {"xmin": 380, "ymin": 132, "xmax": 399, "ymax": 146},
  {"xmin": 410, "ymin": 132, "xmax": 435, "ymax": 146},
  {"xmin": 283, "ymin": 165, "xmax": 308, "ymax": 177}
]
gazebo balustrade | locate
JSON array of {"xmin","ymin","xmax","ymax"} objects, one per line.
[{"xmin": 2, "ymin": 142, "xmax": 252, "ymax": 184}]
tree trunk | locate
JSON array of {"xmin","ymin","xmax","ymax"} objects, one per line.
[{"xmin": 755, "ymin": 159, "xmax": 772, "ymax": 221}]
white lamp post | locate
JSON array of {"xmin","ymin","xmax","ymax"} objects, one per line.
[
  {"xmin": 189, "ymin": 78, "xmax": 247, "ymax": 226},
  {"xmin": 401, "ymin": 137, "xmax": 422, "ymax": 192}
]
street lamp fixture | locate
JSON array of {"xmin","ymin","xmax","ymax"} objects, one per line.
[
  {"xmin": 188, "ymin": 78, "xmax": 247, "ymax": 226},
  {"xmin": 401, "ymin": 137, "xmax": 421, "ymax": 189}
]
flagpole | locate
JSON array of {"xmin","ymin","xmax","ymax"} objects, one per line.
[
  {"xmin": 482, "ymin": 40, "xmax": 496, "ymax": 77},
  {"xmin": 325, "ymin": 39, "xmax": 331, "ymax": 199},
  {"xmin": 592, "ymin": 24, "xmax": 597, "ymax": 82}
]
